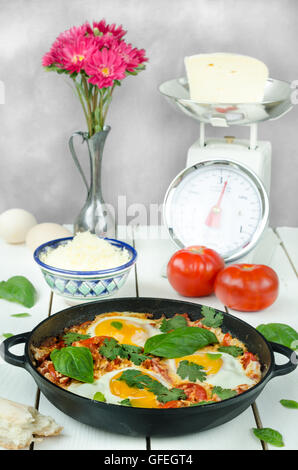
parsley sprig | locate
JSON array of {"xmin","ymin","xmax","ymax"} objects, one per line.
[
  {"xmin": 63, "ymin": 332, "xmax": 91, "ymax": 346},
  {"xmin": 159, "ymin": 315, "xmax": 188, "ymax": 333},
  {"xmin": 177, "ymin": 360, "xmax": 207, "ymax": 382},
  {"xmin": 99, "ymin": 338, "xmax": 148, "ymax": 365},
  {"xmin": 117, "ymin": 369, "xmax": 186, "ymax": 404},
  {"xmin": 201, "ymin": 305, "xmax": 224, "ymax": 328}
]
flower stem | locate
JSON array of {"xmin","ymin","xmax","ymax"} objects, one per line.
[{"xmin": 81, "ymin": 75, "xmax": 93, "ymax": 136}]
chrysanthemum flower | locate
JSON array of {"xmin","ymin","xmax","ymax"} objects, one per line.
[
  {"xmin": 92, "ymin": 19, "xmax": 126, "ymax": 42},
  {"xmin": 112, "ymin": 42, "xmax": 148, "ymax": 72},
  {"xmin": 84, "ymin": 47, "xmax": 127, "ymax": 88},
  {"xmin": 59, "ymin": 36, "xmax": 97, "ymax": 74}
]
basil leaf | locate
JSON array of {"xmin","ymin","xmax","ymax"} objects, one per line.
[
  {"xmin": 93, "ymin": 392, "xmax": 106, "ymax": 402},
  {"xmin": 280, "ymin": 399, "xmax": 298, "ymax": 409},
  {"xmin": 93, "ymin": 392, "xmax": 107, "ymax": 403},
  {"xmin": 256, "ymin": 323, "xmax": 298, "ymax": 350},
  {"xmin": 144, "ymin": 326, "xmax": 218, "ymax": 358},
  {"xmin": 119, "ymin": 398, "xmax": 132, "ymax": 407},
  {"xmin": 201, "ymin": 305, "xmax": 224, "ymax": 328},
  {"xmin": 159, "ymin": 315, "xmax": 187, "ymax": 333},
  {"xmin": 206, "ymin": 353, "xmax": 222, "ymax": 360},
  {"xmin": 10, "ymin": 313, "xmax": 31, "ymax": 318},
  {"xmin": 211, "ymin": 386, "xmax": 237, "ymax": 400},
  {"xmin": 177, "ymin": 360, "xmax": 207, "ymax": 382},
  {"xmin": 50, "ymin": 346, "xmax": 94, "ymax": 383},
  {"xmin": 111, "ymin": 321, "xmax": 123, "ymax": 330},
  {"xmin": 190, "ymin": 400, "xmax": 213, "ymax": 407},
  {"xmin": 218, "ymin": 346, "xmax": 244, "ymax": 357},
  {"xmin": 0, "ymin": 276, "xmax": 36, "ymax": 308},
  {"xmin": 252, "ymin": 427, "xmax": 284, "ymax": 447}
]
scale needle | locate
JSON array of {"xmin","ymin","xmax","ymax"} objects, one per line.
[{"xmin": 205, "ymin": 180, "xmax": 228, "ymax": 229}]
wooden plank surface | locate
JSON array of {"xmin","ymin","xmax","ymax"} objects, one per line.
[
  {"xmin": 0, "ymin": 226, "xmax": 297, "ymax": 450},
  {"xmin": 35, "ymin": 226, "xmax": 147, "ymax": 450},
  {"xmin": 133, "ymin": 225, "xmax": 262, "ymax": 450}
]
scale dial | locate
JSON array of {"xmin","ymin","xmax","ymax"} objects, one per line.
[{"xmin": 164, "ymin": 160, "xmax": 269, "ymax": 262}]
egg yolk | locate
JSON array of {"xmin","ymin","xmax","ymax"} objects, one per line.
[
  {"xmin": 109, "ymin": 371, "xmax": 158, "ymax": 408},
  {"xmin": 94, "ymin": 319, "xmax": 147, "ymax": 346},
  {"xmin": 175, "ymin": 353, "xmax": 223, "ymax": 376}
]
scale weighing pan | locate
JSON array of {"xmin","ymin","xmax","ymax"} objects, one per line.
[{"xmin": 159, "ymin": 78, "xmax": 293, "ymax": 126}]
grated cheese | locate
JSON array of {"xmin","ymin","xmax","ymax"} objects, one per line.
[{"xmin": 41, "ymin": 231, "xmax": 131, "ymax": 271}]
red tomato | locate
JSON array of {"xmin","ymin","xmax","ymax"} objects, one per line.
[
  {"xmin": 177, "ymin": 383, "xmax": 207, "ymax": 402},
  {"xmin": 214, "ymin": 264, "xmax": 279, "ymax": 312},
  {"xmin": 167, "ymin": 246, "xmax": 224, "ymax": 297}
]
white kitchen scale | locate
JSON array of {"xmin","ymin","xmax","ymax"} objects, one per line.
[{"xmin": 159, "ymin": 77, "xmax": 293, "ymax": 263}]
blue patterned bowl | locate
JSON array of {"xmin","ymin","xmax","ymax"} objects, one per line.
[{"xmin": 34, "ymin": 237, "xmax": 137, "ymax": 302}]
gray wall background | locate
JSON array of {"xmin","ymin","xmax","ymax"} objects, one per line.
[{"xmin": 0, "ymin": 0, "xmax": 297, "ymax": 227}]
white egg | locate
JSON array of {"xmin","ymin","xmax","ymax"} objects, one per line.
[
  {"xmin": 86, "ymin": 314, "xmax": 161, "ymax": 347},
  {"xmin": 169, "ymin": 351, "xmax": 255, "ymax": 389},
  {"xmin": 26, "ymin": 223, "xmax": 72, "ymax": 252},
  {"xmin": 0, "ymin": 208, "xmax": 37, "ymax": 244},
  {"xmin": 67, "ymin": 366, "xmax": 170, "ymax": 407}
]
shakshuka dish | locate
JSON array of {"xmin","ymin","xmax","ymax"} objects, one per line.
[{"xmin": 31, "ymin": 309, "xmax": 262, "ymax": 408}]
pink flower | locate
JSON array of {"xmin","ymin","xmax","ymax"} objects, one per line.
[
  {"xmin": 92, "ymin": 19, "xmax": 126, "ymax": 42},
  {"xmin": 59, "ymin": 36, "xmax": 97, "ymax": 74},
  {"xmin": 42, "ymin": 23, "xmax": 96, "ymax": 73},
  {"xmin": 112, "ymin": 42, "xmax": 148, "ymax": 72},
  {"xmin": 84, "ymin": 48, "xmax": 126, "ymax": 88}
]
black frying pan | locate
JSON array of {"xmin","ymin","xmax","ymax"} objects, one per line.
[{"xmin": 1, "ymin": 297, "xmax": 296, "ymax": 437}]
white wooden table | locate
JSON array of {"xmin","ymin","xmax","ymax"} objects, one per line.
[{"xmin": 0, "ymin": 225, "xmax": 297, "ymax": 451}]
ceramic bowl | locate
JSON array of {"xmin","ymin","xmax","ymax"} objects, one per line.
[{"xmin": 33, "ymin": 237, "xmax": 137, "ymax": 302}]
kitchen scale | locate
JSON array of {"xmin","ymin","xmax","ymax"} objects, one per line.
[{"xmin": 159, "ymin": 77, "xmax": 293, "ymax": 263}]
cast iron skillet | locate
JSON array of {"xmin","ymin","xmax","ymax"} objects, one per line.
[{"xmin": 1, "ymin": 297, "xmax": 297, "ymax": 437}]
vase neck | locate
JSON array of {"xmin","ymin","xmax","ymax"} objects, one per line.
[{"xmin": 86, "ymin": 127, "xmax": 110, "ymax": 198}]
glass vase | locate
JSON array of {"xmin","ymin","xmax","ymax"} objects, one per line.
[{"xmin": 68, "ymin": 125, "xmax": 115, "ymax": 238}]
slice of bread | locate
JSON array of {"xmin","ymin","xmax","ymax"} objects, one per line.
[{"xmin": 0, "ymin": 397, "xmax": 63, "ymax": 449}]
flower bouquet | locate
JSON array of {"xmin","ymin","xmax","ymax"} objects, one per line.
[
  {"xmin": 43, "ymin": 19, "xmax": 147, "ymax": 136},
  {"xmin": 42, "ymin": 20, "xmax": 147, "ymax": 236}
]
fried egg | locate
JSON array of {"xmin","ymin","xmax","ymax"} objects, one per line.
[
  {"xmin": 67, "ymin": 367, "xmax": 170, "ymax": 408},
  {"xmin": 85, "ymin": 314, "xmax": 160, "ymax": 347},
  {"xmin": 168, "ymin": 351, "xmax": 255, "ymax": 389}
]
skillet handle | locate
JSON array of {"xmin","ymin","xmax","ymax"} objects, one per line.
[
  {"xmin": 270, "ymin": 341, "xmax": 297, "ymax": 378},
  {"xmin": 0, "ymin": 332, "xmax": 30, "ymax": 369}
]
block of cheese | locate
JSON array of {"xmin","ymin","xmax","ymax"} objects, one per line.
[{"xmin": 184, "ymin": 53, "xmax": 268, "ymax": 103}]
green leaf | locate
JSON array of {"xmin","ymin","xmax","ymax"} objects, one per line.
[
  {"xmin": 177, "ymin": 360, "xmax": 207, "ymax": 382},
  {"xmin": 2, "ymin": 333, "xmax": 13, "ymax": 338},
  {"xmin": 117, "ymin": 369, "xmax": 186, "ymax": 404},
  {"xmin": 218, "ymin": 346, "xmax": 244, "ymax": 357},
  {"xmin": 99, "ymin": 338, "xmax": 120, "ymax": 361},
  {"xmin": 118, "ymin": 344, "xmax": 148, "ymax": 366},
  {"xmin": 211, "ymin": 386, "xmax": 237, "ymax": 400},
  {"xmin": 144, "ymin": 326, "xmax": 218, "ymax": 359},
  {"xmin": 206, "ymin": 353, "xmax": 222, "ymax": 360},
  {"xmin": 256, "ymin": 323, "xmax": 298, "ymax": 350},
  {"xmin": 119, "ymin": 398, "xmax": 132, "ymax": 407},
  {"xmin": 63, "ymin": 332, "xmax": 90, "ymax": 346},
  {"xmin": 280, "ymin": 399, "xmax": 298, "ymax": 409},
  {"xmin": 252, "ymin": 427, "xmax": 284, "ymax": 447},
  {"xmin": 201, "ymin": 305, "xmax": 224, "ymax": 328},
  {"xmin": 111, "ymin": 321, "xmax": 123, "ymax": 330},
  {"xmin": 99, "ymin": 338, "xmax": 148, "ymax": 365},
  {"xmin": 0, "ymin": 276, "xmax": 36, "ymax": 308},
  {"xmin": 10, "ymin": 313, "xmax": 31, "ymax": 318},
  {"xmin": 50, "ymin": 346, "xmax": 94, "ymax": 383},
  {"xmin": 190, "ymin": 400, "xmax": 213, "ymax": 406},
  {"xmin": 93, "ymin": 391, "xmax": 106, "ymax": 402},
  {"xmin": 159, "ymin": 315, "xmax": 187, "ymax": 333}
]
